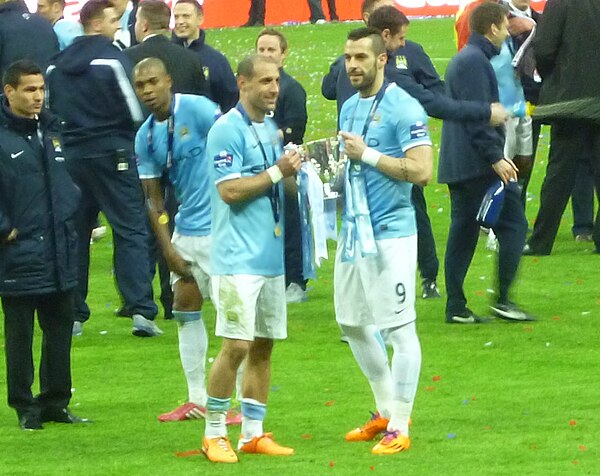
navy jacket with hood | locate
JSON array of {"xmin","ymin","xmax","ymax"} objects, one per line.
[
  {"xmin": 321, "ymin": 39, "xmax": 490, "ymax": 124},
  {"xmin": 0, "ymin": 0, "xmax": 59, "ymax": 79},
  {"xmin": 0, "ymin": 99, "xmax": 80, "ymax": 296},
  {"xmin": 438, "ymin": 34, "xmax": 505, "ymax": 185},
  {"xmin": 172, "ymin": 29, "xmax": 238, "ymax": 112},
  {"xmin": 46, "ymin": 35, "xmax": 143, "ymax": 159}
]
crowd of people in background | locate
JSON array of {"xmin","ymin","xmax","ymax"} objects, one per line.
[{"xmin": 0, "ymin": 0, "xmax": 598, "ymax": 466}]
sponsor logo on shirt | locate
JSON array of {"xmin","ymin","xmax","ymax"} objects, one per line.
[
  {"xmin": 214, "ymin": 150, "xmax": 234, "ymax": 168},
  {"xmin": 409, "ymin": 122, "xmax": 428, "ymax": 140}
]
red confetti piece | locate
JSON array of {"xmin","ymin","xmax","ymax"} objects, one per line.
[
  {"xmin": 475, "ymin": 290, "xmax": 484, "ymax": 296},
  {"xmin": 329, "ymin": 461, "xmax": 335, "ymax": 467},
  {"xmin": 471, "ymin": 396, "xmax": 476, "ymax": 401},
  {"xmin": 370, "ymin": 466, "xmax": 375, "ymax": 471},
  {"xmin": 425, "ymin": 385, "xmax": 436, "ymax": 391},
  {"xmin": 432, "ymin": 375, "xmax": 441, "ymax": 382},
  {"xmin": 325, "ymin": 400, "xmax": 335, "ymax": 407},
  {"xmin": 175, "ymin": 449, "xmax": 202, "ymax": 458},
  {"xmin": 579, "ymin": 445, "xmax": 587, "ymax": 451},
  {"xmin": 532, "ymin": 258, "xmax": 539, "ymax": 263},
  {"xmin": 572, "ymin": 460, "xmax": 579, "ymax": 465},
  {"xmin": 569, "ymin": 420, "xmax": 577, "ymax": 426},
  {"xmin": 551, "ymin": 316, "xmax": 561, "ymax": 321},
  {"xmin": 301, "ymin": 434, "xmax": 313, "ymax": 440},
  {"xmin": 529, "ymin": 443, "xmax": 538, "ymax": 450}
]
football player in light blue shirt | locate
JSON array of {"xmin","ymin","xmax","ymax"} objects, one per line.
[
  {"xmin": 335, "ymin": 28, "xmax": 433, "ymax": 456},
  {"xmin": 202, "ymin": 54, "xmax": 301, "ymax": 463},
  {"xmin": 133, "ymin": 58, "xmax": 219, "ymax": 423}
]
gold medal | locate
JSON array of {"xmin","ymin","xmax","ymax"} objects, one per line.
[{"xmin": 274, "ymin": 223, "xmax": 282, "ymax": 237}]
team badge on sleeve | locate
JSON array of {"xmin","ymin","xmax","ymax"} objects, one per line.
[
  {"xmin": 214, "ymin": 150, "xmax": 234, "ymax": 168},
  {"xmin": 409, "ymin": 122, "xmax": 428, "ymax": 140}
]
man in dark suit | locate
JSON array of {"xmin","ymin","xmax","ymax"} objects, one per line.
[
  {"xmin": 525, "ymin": 0, "xmax": 600, "ymax": 255},
  {"xmin": 127, "ymin": 0, "xmax": 206, "ymax": 96}
]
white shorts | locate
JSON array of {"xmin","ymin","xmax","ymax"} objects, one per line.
[
  {"xmin": 212, "ymin": 274, "xmax": 287, "ymax": 341},
  {"xmin": 504, "ymin": 115, "xmax": 533, "ymax": 159},
  {"xmin": 334, "ymin": 235, "xmax": 417, "ymax": 329},
  {"xmin": 170, "ymin": 232, "xmax": 211, "ymax": 298}
]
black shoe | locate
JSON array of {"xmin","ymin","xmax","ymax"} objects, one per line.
[
  {"xmin": 490, "ymin": 301, "xmax": 536, "ymax": 322},
  {"xmin": 446, "ymin": 309, "xmax": 490, "ymax": 324},
  {"xmin": 422, "ymin": 279, "xmax": 441, "ymax": 299},
  {"xmin": 242, "ymin": 20, "xmax": 264, "ymax": 27},
  {"xmin": 114, "ymin": 306, "xmax": 133, "ymax": 318},
  {"xmin": 41, "ymin": 408, "xmax": 92, "ymax": 424},
  {"xmin": 19, "ymin": 414, "xmax": 43, "ymax": 431},
  {"xmin": 522, "ymin": 244, "xmax": 550, "ymax": 256}
]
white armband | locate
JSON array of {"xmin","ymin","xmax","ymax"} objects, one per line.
[
  {"xmin": 361, "ymin": 147, "xmax": 382, "ymax": 168},
  {"xmin": 267, "ymin": 165, "xmax": 284, "ymax": 184}
]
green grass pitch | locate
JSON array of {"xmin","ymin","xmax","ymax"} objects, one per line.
[{"xmin": 0, "ymin": 18, "xmax": 598, "ymax": 475}]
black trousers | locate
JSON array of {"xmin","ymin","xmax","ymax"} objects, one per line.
[
  {"xmin": 66, "ymin": 155, "xmax": 157, "ymax": 322},
  {"xmin": 2, "ymin": 291, "xmax": 74, "ymax": 419},
  {"xmin": 445, "ymin": 175, "xmax": 527, "ymax": 318},
  {"xmin": 284, "ymin": 191, "xmax": 306, "ymax": 289},
  {"xmin": 248, "ymin": 0, "xmax": 265, "ymax": 23},
  {"xmin": 528, "ymin": 120, "xmax": 600, "ymax": 254},
  {"xmin": 308, "ymin": 0, "xmax": 338, "ymax": 21},
  {"xmin": 412, "ymin": 184, "xmax": 439, "ymax": 281}
]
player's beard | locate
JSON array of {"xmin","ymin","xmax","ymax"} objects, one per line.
[{"xmin": 352, "ymin": 67, "xmax": 377, "ymax": 95}]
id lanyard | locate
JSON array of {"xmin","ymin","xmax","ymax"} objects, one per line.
[
  {"xmin": 348, "ymin": 81, "xmax": 388, "ymax": 150},
  {"xmin": 148, "ymin": 96, "xmax": 175, "ymax": 169},
  {"xmin": 235, "ymin": 102, "xmax": 281, "ymax": 237}
]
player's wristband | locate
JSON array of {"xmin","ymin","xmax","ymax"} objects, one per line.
[
  {"xmin": 267, "ymin": 165, "xmax": 284, "ymax": 184},
  {"xmin": 361, "ymin": 147, "xmax": 382, "ymax": 167}
]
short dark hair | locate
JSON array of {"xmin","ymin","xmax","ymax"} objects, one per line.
[
  {"xmin": 47, "ymin": 0, "xmax": 66, "ymax": 9},
  {"xmin": 237, "ymin": 54, "xmax": 278, "ymax": 79},
  {"xmin": 368, "ymin": 5, "xmax": 409, "ymax": 35},
  {"xmin": 2, "ymin": 60, "xmax": 43, "ymax": 88},
  {"xmin": 361, "ymin": 0, "xmax": 380, "ymax": 15},
  {"xmin": 256, "ymin": 28, "xmax": 288, "ymax": 53},
  {"xmin": 80, "ymin": 0, "xmax": 111, "ymax": 29},
  {"xmin": 133, "ymin": 57, "xmax": 168, "ymax": 78},
  {"xmin": 347, "ymin": 27, "xmax": 386, "ymax": 56},
  {"xmin": 174, "ymin": 0, "xmax": 203, "ymax": 15},
  {"xmin": 138, "ymin": 0, "xmax": 171, "ymax": 30},
  {"xmin": 469, "ymin": 1, "xmax": 509, "ymax": 36}
]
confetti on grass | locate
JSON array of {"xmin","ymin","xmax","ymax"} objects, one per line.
[
  {"xmin": 447, "ymin": 433, "xmax": 457, "ymax": 439},
  {"xmin": 569, "ymin": 420, "xmax": 577, "ymax": 426},
  {"xmin": 175, "ymin": 449, "xmax": 202, "ymax": 458},
  {"xmin": 324, "ymin": 400, "xmax": 335, "ymax": 406},
  {"xmin": 432, "ymin": 375, "xmax": 441, "ymax": 382}
]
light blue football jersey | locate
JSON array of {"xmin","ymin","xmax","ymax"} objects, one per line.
[
  {"xmin": 339, "ymin": 83, "xmax": 431, "ymax": 239},
  {"xmin": 207, "ymin": 107, "xmax": 285, "ymax": 276},
  {"xmin": 136, "ymin": 94, "xmax": 220, "ymax": 236}
]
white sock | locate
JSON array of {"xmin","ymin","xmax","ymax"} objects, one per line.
[
  {"xmin": 175, "ymin": 315, "xmax": 208, "ymax": 406},
  {"xmin": 240, "ymin": 398, "xmax": 266, "ymax": 442},
  {"xmin": 385, "ymin": 322, "xmax": 422, "ymax": 435},
  {"xmin": 205, "ymin": 396, "xmax": 230, "ymax": 438},
  {"xmin": 341, "ymin": 324, "xmax": 393, "ymax": 418}
]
